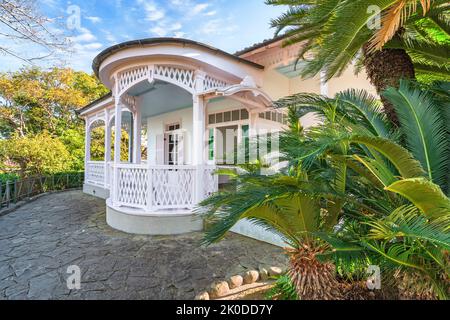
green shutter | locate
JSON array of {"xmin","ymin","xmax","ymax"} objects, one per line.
[
  {"xmin": 242, "ymin": 125, "xmax": 249, "ymax": 163},
  {"xmin": 208, "ymin": 128, "xmax": 214, "ymax": 161}
]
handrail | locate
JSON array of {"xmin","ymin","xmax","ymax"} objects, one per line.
[{"xmin": 0, "ymin": 172, "xmax": 84, "ymax": 209}]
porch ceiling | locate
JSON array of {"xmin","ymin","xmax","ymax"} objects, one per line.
[{"xmin": 130, "ymin": 80, "xmax": 192, "ymax": 119}]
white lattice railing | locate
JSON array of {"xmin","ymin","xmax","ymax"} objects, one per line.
[
  {"xmin": 115, "ymin": 64, "xmax": 236, "ymax": 98},
  {"xmin": 106, "ymin": 161, "xmax": 113, "ymax": 188},
  {"xmin": 204, "ymin": 75, "xmax": 229, "ymax": 91},
  {"xmin": 86, "ymin": 161, "xmax": 105, "ymax": 186},
  {"xmin": 117, "ymin": 65, "xmax": 151, "ymax": 96},
  {"xmin": 110, "ymin": 164, "xmax": 218, "ymax": 212},
  {"xmin": 154, "ymin": 65, "xmax": 195, "ymax": 92},
  {"xmin": 204, "ymin": 166, "xmax": 219, "ymax": 198}
]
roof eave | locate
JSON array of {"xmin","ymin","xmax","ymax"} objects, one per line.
[{"xmin": 92, "ymin": 38, "xmax": 264, "ymax": 77}]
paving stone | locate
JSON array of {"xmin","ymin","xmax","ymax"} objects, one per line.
[{"xmin": 0, "ymin": 190, "xmax": 287, "ymax": 299}]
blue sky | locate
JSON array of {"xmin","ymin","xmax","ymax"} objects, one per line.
[{"xmin": 0, "ymin": 0, "xmax": 286, "ymax": 73}]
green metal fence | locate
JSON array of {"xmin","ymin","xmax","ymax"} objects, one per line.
[{"xmin": 0, "ymin": 172, "xmax": 84, "ymax": 209}]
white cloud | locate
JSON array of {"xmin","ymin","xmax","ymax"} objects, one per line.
[
  {"xmin": 150, "ymin": 26, "xmax": 167, "ymax": 37},
  {"xmin": 191, "ymin": 3, "xmax": 209, "ymax": 15},
  {"xmin": 173, "ymin": 31, "xmax": 186, "ymax": 38},
  {"xmin": 86, "ymin": 16, "xmax": 102, "ymax": 24},
  {"xmin": 170, "ymin": 22, "xmax": 182, "ymax": 31},
  {"xmin": 103, "ymin": 31, "xmax": 117, "ymax": 44},
  {"xmin": 204, "ymin": 10, "xmax": 217, "ymax": 16},
  {"xmin": 199, "ymin": 18, "xmax": 238, "ymax": 36},
  {"xmin": 82, "ymin": 42, "xmax": 103, "ymax": 50},
  {"xmin": 149, "ymin": 21, "xmax": 183, "ymax": 37},
  {"xmin": 138, "ymin": 0, "xmax": 165, "ymax": 21},
  {"xmin": 69, "ymin": 30, "xmax": 97, "ymax": 43}
]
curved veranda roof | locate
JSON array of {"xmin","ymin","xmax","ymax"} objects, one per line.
[{"xmin": 92, "ymin": 38, "xmax": 264, "ymax": 78}]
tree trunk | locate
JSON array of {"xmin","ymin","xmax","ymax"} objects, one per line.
[{"xmin": 362, "ymin": 45, "xmax": 415, "ymax": 126}]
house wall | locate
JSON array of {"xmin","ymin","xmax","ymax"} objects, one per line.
[
  {"xmin": 146, "ymin": 107, "xmax": 193, "ymax": 165},
  {"xmin": 258, "ymin": 63, "xmax": 376, "ymax": 99},
  {"xmin": 327, "ymin": 66, "xmax": 377, "ymax": 97}
]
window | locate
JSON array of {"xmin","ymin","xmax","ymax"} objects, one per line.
[
  {"xmin": 242, "ymin": 125, "xmax": 249, "ymax": 163},
  {"xmin": 209, "ymin": 114, "xmax": 216, "ymax": 124},
  {"xmin": 224, "ymin": 111, "xmax": 231, "ymax": 122},
  {"xmin": 232, "ymin": 110, "xmax": 240, "ymax": 121},
  {"xmin": 165, "ymin": 123, "xmax": 181, "ymax": 165},
  {"xmin": 208, "ymin": 108, "xmax": 250, "ymax": 125},
  {"xmin": 277, "ymin": 113, "xmax": 282, "ymax": 123},
  {"xmin": 208, "ymin": 128, "xmax": 214, "ymax": 161},
  {"xmin": 259, "ymin": 110, "xmax": 287, "ymax": 125},
  {"xmin": 167, "ymin": 124, "xmax": 180, "ymax": 131},
  {"xmin": 241, "ymin": 109, "xmax": 249, "ymax": 120}
]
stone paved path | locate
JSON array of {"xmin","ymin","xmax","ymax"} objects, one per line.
[{"xmin": 0, "ymin": 191, "xmax": 286, "ymax": 300}]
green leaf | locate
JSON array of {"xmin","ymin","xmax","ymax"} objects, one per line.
[
  {"xmin": 350, "ymin": 135, "xmax": 426, "ymax": 179},
  {"xmin": 243, "ymin": 194, "xmax": 321, "ymax": 245},
  {"xmin": 383, "ymin": 80, "xmax": 450, "ymax": 189},
  {"xmin": 385, "ymin": 178, "xmax": 450, "ymax": 217},
  {"xmin": 352, "ymin": 154, "xmax": 397, "ymax": 187},
  {"xmin": 366, "ymin": 205, "xmax": 450, "ymax": 249}
]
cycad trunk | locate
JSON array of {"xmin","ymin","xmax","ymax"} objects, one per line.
[
  {"xmin": 286, "ymin": 242, "xmax": 342, "ymax": 300},
  {"xmin": 362, "ymin": 45, "xmax": 415, "ymax": 126}
]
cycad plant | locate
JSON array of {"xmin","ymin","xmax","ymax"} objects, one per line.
[
  {"xmin": 199, "ymin": 80, "xmax": 450, "ymax": 299},
  {"xmin": 200, "ymin": 166, "xmax": 345, "ymax": 299}
]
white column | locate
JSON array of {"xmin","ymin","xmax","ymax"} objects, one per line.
[
  {"xmin": 133, "ymin": 102, "xmax": 142, "ymax": 164},
  {"xmin": 113, "ymin": 100, "xmax": 122, "ymax": 163},
  {"xmin": 104, "ymin": 109, "xmax": 111, "ymax": 187},
  {"xmin": 112, "ymin": 97, "xmax": 122, "ymax": 205},
  {"xmin": 128, "ymin": 116, "xmax": 133, "ymax": 163},
  {"xmin": 193, "ymin": 71, "xmax": 206, "ymax": 203},
  {"xmin": 84, "ymin": 118, "xmax": 91, "ymax": 183},
  {"xmin": 320, "ymin": 70, "xmax": 329, "ymax": 97},
  {"xmin": 192, "ymin": 71, "xmax": 206, "ymax": 166}
]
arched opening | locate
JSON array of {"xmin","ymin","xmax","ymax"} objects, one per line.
[
  {"xmin": 109, "ymin": 110, "xmax": 133, "ymax": 162},
  {"xmin": 126, "ymin": 79, "xmax": 193, "ymax": 165},
  {"xmin": 89, "ymin": 119, "xmax": 106, "ymax": 161}
]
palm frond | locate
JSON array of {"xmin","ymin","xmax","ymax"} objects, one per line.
[
  {"xmin": 366, "ymin": 205, "xmax": 450, "ymax": 249},
  {"xmin": 385, "ymin": 178, "xmax": 450, "ymax": 217},
  {"xmin": 336, "ymin": 89, "xmax": 393, "ymax": 138},
  {"xmin": 350, "ymin": 135, "xmax": 426, "ymax": 178},
  {"xmin": 368, "ymin": 0, "xmax": 432, "ymax": 52},
  {"xmin": 383, "ymin": 80, "xmax": 450, "ymax": 189}
]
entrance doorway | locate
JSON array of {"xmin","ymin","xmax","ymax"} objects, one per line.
[
  {"xmin": 164, "ymin": 123, "xmax": 183, "ymax": 165},
  {"xmin": 215, "ymin": 125, "xmax": 238, "ymax": 165}
]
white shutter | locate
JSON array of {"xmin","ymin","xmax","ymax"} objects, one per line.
[
  {"xmin": 177, "ymin": 131, "xmax": 185, "ymax": 165},
  {"xmin": 155, "ymin": 134, "xmax": 164, "ymax": 165}
]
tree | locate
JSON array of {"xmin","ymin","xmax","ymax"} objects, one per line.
[
  {"xmin": 274, "ymin": 80, "xmax": 450, "ymax": 298},
  {"xmin": 0, "ymin": 132, "xmax": 73, "ymax": 176},
  {"xmin": 0, "ymin": 67, "xmax": 108, "ymax": 174},
  {"xmin": 266, "ymin": 0, "xmax": 450, "ymax": 124},
  {"xmin": 0, "ymin": 0, "xmax": 68, "ymax": 63},
  {"xmin": 0, "ymin": 67, "xmax": 108, "ymax": 138},
  {"xmin": 200, "ymin": 80, "xmax": 450, "ymax": 299}
]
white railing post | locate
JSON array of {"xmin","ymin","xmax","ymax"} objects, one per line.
[
  {"xmin": 112, "ymin": 165, "xmax": 119, "ymax": 205},
  {"xmin": 133, "ymin": 99, "xmax": 142, "ymax": 164},
  {"xmin": 146, "ymin": 167, "xmax": 153, "ymax": 211},
  {"xmin": 104, "ymin": 109, "xmax": 112, "ymax": 188},
  {"xmin": 193, "ymin": 71, "xmax": 206, "ymax": 204}
]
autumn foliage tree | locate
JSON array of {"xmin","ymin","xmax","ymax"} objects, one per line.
[{"xmin": 0, "ymin": 67, "xmax": 109, "ymax": 175}]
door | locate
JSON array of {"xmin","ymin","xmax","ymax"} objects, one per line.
[
  {"xmin": 215, "ymin": 125, "xmax": 238, "ymax": 165},
  {"xmin": 164, "ymin": 123, "xmax": 184, "ymax": 165}
]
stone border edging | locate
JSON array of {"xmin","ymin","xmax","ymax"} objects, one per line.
[{"xmin": 194, "ymin": 266, "xmax": 285, "ymax": 300}]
